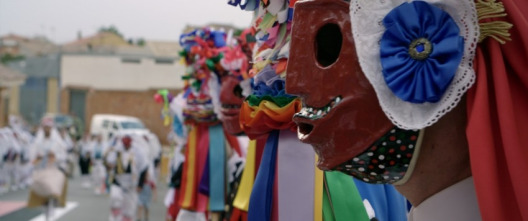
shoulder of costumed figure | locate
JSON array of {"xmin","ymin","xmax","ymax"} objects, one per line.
[{"xmin": 350, "ymin": 0, "xmax": 528, "ymax": 220}]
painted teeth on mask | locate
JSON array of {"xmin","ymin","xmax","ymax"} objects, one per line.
[
  {"xmin": 221, "ymin": 104, "xmax": 242, "ymax": 109},
  {"xmin": 295, "ymin": 96, "xmax": 342, "ymax": 119}
]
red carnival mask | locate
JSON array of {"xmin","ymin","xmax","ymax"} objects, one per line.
[
  {"xmin": 220, "ymin": 75, "xmax": 245, "ymax": 135},
  {"xmin": 122, "ymin": 136, "xmax": 132, "ymax": 149},
  {"xmin": 286, "ymin": 0, "xmax": 393, "ymax": 170}
]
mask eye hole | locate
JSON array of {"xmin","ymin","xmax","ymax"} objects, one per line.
[
  {"xmin": 233, "ymin": 84, "xmax": 244, "ymax": 98},
  {"xmin": 315, "ymin": 23, "xmax": 342, "ymax": 67}
]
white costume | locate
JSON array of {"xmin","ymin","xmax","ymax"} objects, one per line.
[
  {"xmin": 144, "ymin": 133, "xmax": 162, "ymax": 164},
  {"xmin": 91, "ymin": 139, "xmax": 107, "ymax": 194},
  {"xmin": 26, "ymin": 126, "xmax": 69, "ymax": 210},
  {"xmin": 6, "ymin": 116, "xmax": 33, "ymax": 189},
  {"xmin": 78, "ymin": 136, "xmax": 93, "ymax": 188},
  {"xmin": 60, "ymin": 131, "xmax": 76, "ymax": 177},
  {"xmin": 408, "ymin": 177, "xmax": 481, "ymax": 221},
  {"xmin": 145, "ymin": 133, "xmax": 162, "ymax": 180},
  {"xmin": 132, "ymin": 133, "xmax": 158, "ymax": 182},
  {"xmin": 14, "ymin": 129, "xmax": 33, "ymax": 188},
  {"xmin": 106, "ymin": 135, "xmax": 149, "ymax": 221},
  {"xmin": 78, "ymin": 137, "xmax": 92, "ymax": 157},
  {"xmin": 30, "ymin": 128, "xmax": 67, "ymax": 170},
  {"xmin": 0, "ymin": 130, "xmax": 10, "ymax": 193},
  {"xmin": 165, "ymin": 92, "xmax": 188, "ymax": 218},
  {"xmin": 2, "ymin": 128, "xmax": 22, "ymax": 191}
]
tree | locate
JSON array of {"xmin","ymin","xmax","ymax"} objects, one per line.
[
  {"xmin": 136, "ymin": 38, "xmax": 145, "ymax": 46},
  {"xmin": 98, "ymin": 25, "xmax": 124, "ymax": 38},
  {"xmin": 1, "ymin": 54, "xmax": 25, "ymax": 64},
  {"xmin": 127, "ymin": 38, "xmax": 146, "ymax": 46}
]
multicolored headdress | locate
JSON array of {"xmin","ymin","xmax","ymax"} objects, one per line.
[
  {"xmin": 179, "ymin": 28, "xmax": 227, "ymax": 125},
  {"xmin": 219, "ymin": 28, "xmax": 256, "ymax": 135},
  {"xmin": 235, "ymin": 0, "xmax": 302, "ymax": 139}
]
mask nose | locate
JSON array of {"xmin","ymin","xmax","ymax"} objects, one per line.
[{"xmin": 285, "ymin": 66, "xmax": 308, "ymax": 98}]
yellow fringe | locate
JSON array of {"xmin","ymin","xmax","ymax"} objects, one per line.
[{"xmin": 476, "ymin": 0, "xmax": 513, "ymax": 44}]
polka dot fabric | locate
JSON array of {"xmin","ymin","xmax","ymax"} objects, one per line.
[{"xmin": 333, "ymin": 127, "xmax": 419, "ymax": 184}]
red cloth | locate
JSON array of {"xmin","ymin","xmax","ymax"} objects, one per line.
[
  {"xmin": 466, "ymin": 0, "xmax": 528, "ymax": 220},
  {"xmin": 230, "ymin": 208, "xmax": 248, "ymax": 221},
  {"xmin": 225, "ymin": 132, "xmax": 243, "ymax": 157},
  {"xmin": 167, "ymin": 189, "xmax": 180, "ymax": 221},
  {"xmin": 255, "ymin": 137, "xmax": 268, "ymax": 174},
  {"xmin": 196, "ymin": 125, "xmax": 210, "ymax": 212},
  {"xmin": 177, "ymin": 124, "xmax": 210, "ymax": 212}
]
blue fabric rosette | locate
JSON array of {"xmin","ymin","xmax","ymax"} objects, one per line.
[{"xmin": 380, "ymin": 1, "xmax": 464, "ymax": 103}]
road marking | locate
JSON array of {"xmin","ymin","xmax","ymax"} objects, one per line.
[
  {"xmin": 29, "ymin": 202, "xmax": 78, "ymax": 221},
  {"xmin": 0, "ymin": 201, "xmax": 26, "ymax": 217}
]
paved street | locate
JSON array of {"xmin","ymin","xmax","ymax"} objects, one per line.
[{"xmin": 0, "ymin": 173, "xmax": 169, "ymax": 221}]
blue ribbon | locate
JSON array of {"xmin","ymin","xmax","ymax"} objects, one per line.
[
  {"xmin": 380, "ymin": 1, "xmax": 464, "ymax": 103},
  {"xmin": 248, "ymin": 130, "xmax": 279, "ymax": 221},
  {"xmin": 353, "ymin": 179, "xmax": 408, "ymax": 221},
  {"xmin": 199, "ymin": 151, "xmax": 210, "ymax": 195},
  {"xmin": 252, "ymin": 79, "xmax": 296, "ymax": 98},
  {"xmin": 172, "ymin": 116, "xmax": 184, "ymax": 137},
  {"xmin": 241, "ymin": 0, "xmax": 259, "ymax": 11},
  {"xmin": 180, "ymin": 30, "xmax": 199, "ymax": 51},
  {"xmin": 209, "ymin": 124, "xmax": 226, "ymax": 211},
  {"xmin": 227, "ymin": 0, "xmax": 241, "ymax": 7},
  {"xmin": 211, "ymin": 31, "xmax": 227, "ymax": 48},
  {"xmin": 287, "ymin": 8, "xmax": 294, "ymax": 22}
]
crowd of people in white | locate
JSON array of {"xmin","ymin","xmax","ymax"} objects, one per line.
[{"xmin": 0, "ymin": 115, "xmax": 164, "ymax": 221}]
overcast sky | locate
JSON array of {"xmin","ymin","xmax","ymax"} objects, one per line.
[{"xmin": 0, "ymin": 0, "xmax": 254, "ymax": 44}]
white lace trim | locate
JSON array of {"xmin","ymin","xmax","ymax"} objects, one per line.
[{"xmin": 350, "ymin": 0, "xmax": 479, "ymax": 130}]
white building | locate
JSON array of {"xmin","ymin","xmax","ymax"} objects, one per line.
[
  {"xmin": 61, "ymin": 42, "xmax": 185, "ymax": 91},
  {"xmin": 59, "ymin": 41, "xmax": 185, "ymax": 141}
]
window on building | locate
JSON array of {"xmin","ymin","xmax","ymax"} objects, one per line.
[
  {"xmin": 102, "ymin": 120, "xmax": 110, "ymax": 129},
  {"xmin": 121, "ymin": 58, "xmax": 141, "ymax": 64},
  {"xmin": 154, "ymin": 58, "xmax": 175, "ymax": 65}
]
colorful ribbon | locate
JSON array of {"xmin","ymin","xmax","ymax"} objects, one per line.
[
  {"xmin": 179, "ymin": 125, "xmax": 198, "ymax": 209},
  {"xmin": 178, "ymin": 124, "xmax": 210, "ymax": 212},
  {"xmin": 209, "ymin": 124, "xmax": 226, "ymax": 211},
  {"xmin": 277, "ymin": 130, "xmax": 315, "ymax": 221},
  {"xmin": 353, "ymin": 179, "xmax": 408, "ymax": 221},
  {"xmin": 240, "ymin": 99, "xmax": 301, "ymax": 139},
  {"xmin": 248, "ymin": 130, "xmax": 279, "ymax": 221},
  {"xmin": 314, "ymin": 155, "xmax": 324, "ymax": 221},
  {"xmin": 232, "ymin": 139, "xmax": 257, "ymax": 211},
  {"xmin": 225, "ymin": 132, "xmax": 243, "ymax": 158},
  {"xmin": 323, "ymin": 171, "xmax": 370, "ymax": 221},
  {"xmin": 196, "ymin": 125, "xmax": 210, "ymax": 212},
  {"xmin": 198, "ymin": 152, "xmax": 210, "ymax": 196}
]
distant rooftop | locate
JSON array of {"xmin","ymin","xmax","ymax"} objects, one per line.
[
  {"xmin": 145, "ymin": 41, "xmax": 181, "ymax": 58},
  {"xmin": 61, "ymin": 32, "xmax": 129, "ymax": 53},
  {"xmin": 182, "ymin": 23, "xmax": 243, "ymax": 34},
  {"xmin": 0, "ymin": 34, "xmax": 58, "ymax": 56},
  {"xmin": 62, "ymin": 32, "xmax": 181, "ymax": 59},
  {"xmin": 8, "ymin": 53, "xmax": 60, "ymax": 78},
  {"xmin": 2, "ymin": 32, "xmax": 183, "ymax": 61},
  {"xmin": 0, "ymin": 63, "xmax": 27, "ymax": 87}
]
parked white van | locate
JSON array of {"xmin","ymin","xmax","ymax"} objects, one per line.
[
  {"xmin": 90, "ymin": 114, "xmax": 162, "ymax": 164},
  {"xmin": 90, "ymin": 114, "xmax": 149, "ymax": 141}
]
